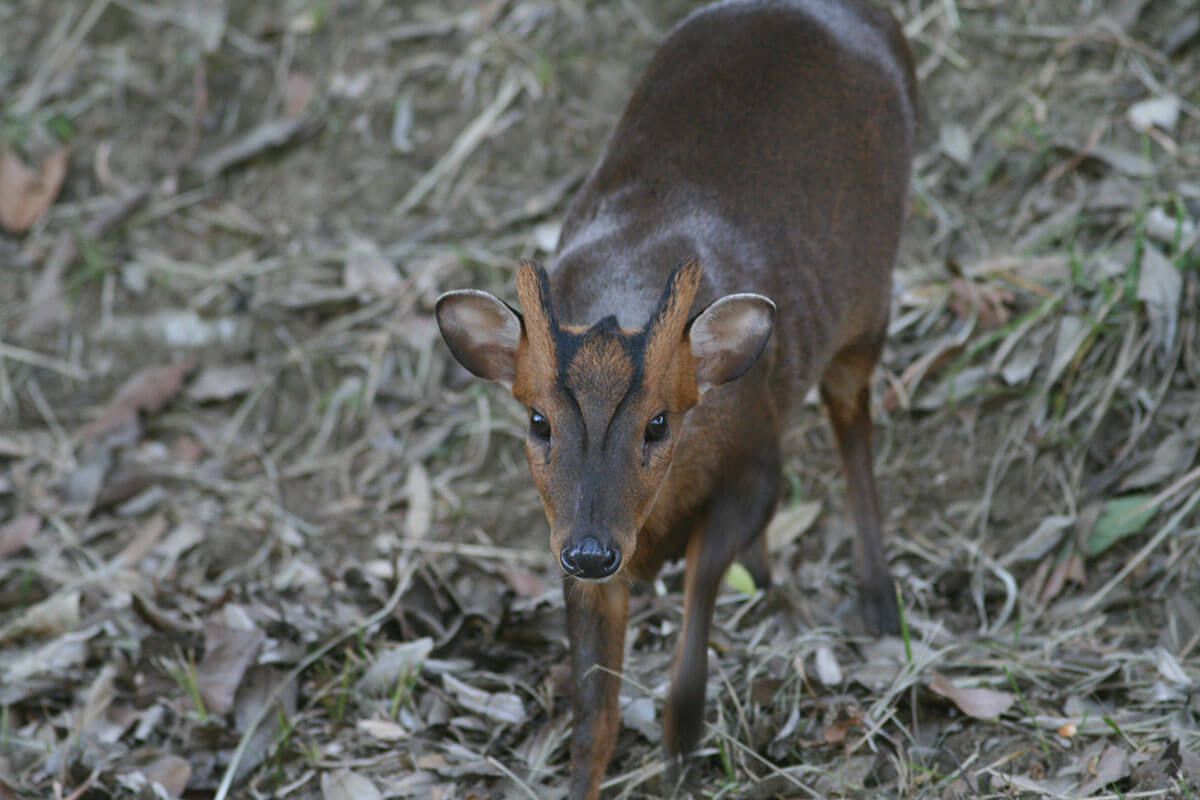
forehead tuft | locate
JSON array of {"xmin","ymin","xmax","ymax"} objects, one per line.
[{"xmin": 564, "ymin": 326, "xmax": 636, "ymax": 402}]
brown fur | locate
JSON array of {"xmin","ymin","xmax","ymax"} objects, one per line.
[
  {"xmin": 565, "ymin": 580, "xmax": 629, "ymax": 800},
  {"xmin": 643, "ymin": 258, "xmax": 702, "ymax": 405},
  {"xmin": 435, "ymin": 1, "xmax": 917, "ymax": 797},
  {"xmin": 512, "ymin": 261, "xmax": 559, "ymax": 401}
]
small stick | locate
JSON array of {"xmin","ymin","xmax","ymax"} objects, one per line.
[
  {"xmin": 395, "ymin": 76, "xmax": 522, "ymax": 217},
  {"xmin": 13, "ymin": 0, "xmax": 112, "ymax": 116},
  {"xmin": 192, "ymin": 115, "xmax": 312, "ymax": 180},
  {"xmin": 0, "ymin": 342, "xmax": 88, "ymax": 380}
]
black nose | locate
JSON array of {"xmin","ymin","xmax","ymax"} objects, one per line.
[{"xmin": 560, "ymin": 536, "xmax": 621, "ymax": 579}]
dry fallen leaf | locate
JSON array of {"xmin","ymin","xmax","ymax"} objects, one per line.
[
  {"xmin": 357, "ymin": 637, "xmax": 433, "ymax": 696},
  {"xmin": 622, "ymin": 696, "xmax": 658, "ymax": 741},
  {"xmin": 822, "ymin": 711, "xmax": 863, "ymax": 744},
  {"xmin": 1144, "ymin": 205, "xmax": 1196, "ymax": 246},
  {"xmin": 815, "ymin": 755, "xmax": 874, "ymax": 795},
  {"xmin": 765, "ymin": 499, "xmax": 822, "ymax": 552},
  {"xmin": 1130, "ymin": 740, "xmax": 1200, "ymax": 795},
  {"xmin": 852, "ymin": 637, "xmax": 934, "ymax": 690},
  {"xmin": 1078, "ymin": 745, "xmax": 1130, "ymax": 796},
  {"xmin": 999, "ymin": 515, "xmax": 1073, "ymax": 566},
  {"xmin": 1115, "ymin": 430, "xmax": 1193, "ymax": 492},
  {"xmin": 442, "ymin": 673, "xmax": 527, "ymax": 726},
  {"xmin": 392, "ymin": 93, "xmax": 415, "ymax": 152},
  {"xmin": 928, "ymin": 672, "xmax": 1015, "ymax": 720},
  {"xmin": 0, "ymin": 514, "xmax": 39, "ymax": 559},
  {"xmin": 285, "ymin": 72, "xmax": 316, "ymax": 119},
  {"xmin": 1037, "ymin": 548, "xmax": 1087, "ymax": 604},
  {"xmin": 186, "ymin": 364, "xmax": 259, "ymax": 403},
  {"xmin": 357, "ymin": 718, "xmax": 409, "ymax": 742},
  {"xmin": 497, "ymin": 565, "xmax": 548, "ymax": 598},
  {"xmin": 1078, "ymin": 143, "xmax": 1155, "ymax": 177},
  {"xmin": 4, "ymin": 632, "xmax": 90, "ymax": 683},
  {"xmin": 321, "ymin": 769, "xmax": 383, "ymax": 800},
  {"xmin": 196, "ymin": 624, "xmax": 265, "ymax": 715},
  {"xmin": 143, "ymin": 755, "xmax": 191, "ymax": 799},
  {"xmin": 75, "ymin": 663, "xmax": 117, "ymax": 742},
  {"xmin": 18, "ymin": 257, "xmax": 69, "ymax": 337},
  {"xmin": 939, "ymin": 122, "xmax": 972, "ymax": 167},
  {"xmin": 170, "ymin": 434, "xmax": 206, "ymax": 464},
  {"xmin": 80, "ymin": 360, "xmax": 195, "ymax": 441},
  {"xmin": 948, "ymin": 277, "xmax": 1014, "ymax": 327},
  {"xmin": 1154, "ymin": 646, "xmax": 1190, "ymax": 686},
  {"xmin": 814, "ymin": 645, "xmax": 843, "ymax": 686},
  {"xmin": 344, "ymin": 237, "xmax": 403, "ymax": 296},
  {"xmin": 113, "ymin": 514, "xmax": 168, "ymax": 569},
  {"xmin": 231, "ymin": 666, "xmax": 298, "ymax": 781},
  {"xmin": 0, "ymin": 145, "xmax": 68, "ymax": 233},
  {"xmin": 1138, "ymin": 243, "xmax": 1182, "ymax": 355},
  {"xmin": 403, "ymin": 463, "xmax": 432, "ymax": 539},
  {"xmin": 1128, "ymin": 96, "xmax": 1179, "ymax": 132},
  {"xmin": 1047, "ymin": 315, "xmax": 1088, "ymax": 387},
  {"xmin": 0, "ymin": 590, "xmax": 81, "ymax": 642}
]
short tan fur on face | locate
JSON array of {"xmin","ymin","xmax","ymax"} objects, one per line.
[
  {"xmin": 565, "ymin": 331, "xmax": 635, "ymax": 433},
  {"xmin": 509, "ymin": 260, "xmax": 709, "ymax": 572},
  {"xmin": 512, "ymin": 261, "xmax": 560, "ymax": 401},
  {"xmin": 437, "ymin": 257, "xmax": 774, "ymax": 583},
  {"xmin": 643, "ymin": 258, "xmax": 702, "ymax": 412},
  {"xmin": 514, "ymin": 259, "xmax": 705, "ymax": 419}
]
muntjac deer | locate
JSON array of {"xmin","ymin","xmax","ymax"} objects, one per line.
[{"xmin": 435, "ymin": 0, "xmax": 917, "ymax": 795}]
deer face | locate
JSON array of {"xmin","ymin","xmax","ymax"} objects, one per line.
[{"xmin": 436, "ymin": 260, "xmax": 774, "ymax": 580}]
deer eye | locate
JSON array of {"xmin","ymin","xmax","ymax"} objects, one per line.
[
  {"xmin": 644, "ymin": 412, "xmax": 668, "ymax": 443},
  {"xmin": 529, "ymin": 410, "xmax": 551, "ymax": 441}
]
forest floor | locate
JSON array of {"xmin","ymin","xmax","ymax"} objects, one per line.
[{"xmin": 2, "ymin": 0, "xmax": 1199, "ymax": 797}]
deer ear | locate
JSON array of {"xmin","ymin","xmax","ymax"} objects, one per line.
[
  {"xmin": 688, "ymin": 293, "xmax": 775, "ymax": 391},
  {"xmin": 435, "ymin": 290, "xmax": 522, "ymax": 387}
]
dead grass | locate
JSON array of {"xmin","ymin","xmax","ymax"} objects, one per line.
[{"xmin": 1, "ymin": 0, "xmax": 1198, "ymax": 798}]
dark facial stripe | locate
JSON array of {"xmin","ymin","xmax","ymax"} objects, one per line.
[
  {"xmin": 561, "ymin": 381, "xmax": 586, "ymax": 450},
  {"xmin": 602, "ymin": 366, "xmax": 643, "ymax": 450}
]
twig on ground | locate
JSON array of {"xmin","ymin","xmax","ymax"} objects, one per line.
[
  {"xmin": 13, "ymin": 0, "xmax": 111, "ymax": 116},
  {"xmin": 395, "ymin": 75, "xmax": 522, "ymax": 217},
  {"xmin": 192, "ymin": 115, "xmax": 315, "ymax": 180}
]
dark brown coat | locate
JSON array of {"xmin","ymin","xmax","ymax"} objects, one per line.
[{"xmin": 436, "ymin": 1, "xmax": 917, "ymax": 797}]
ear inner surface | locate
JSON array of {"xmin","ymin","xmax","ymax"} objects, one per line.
[
  {"xmin": 435, "ymin": 290, "xmax": 523, "ymax": 385},
  {"xmin": 689, "ymin": 293, "xmax": 776, "ymax": 390}
]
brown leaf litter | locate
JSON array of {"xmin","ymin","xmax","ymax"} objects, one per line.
[
  {"xmin": 0, "ymin": 145, "xmax": 68, "ymax": 233},
  {"xmin": 1, "ymin": 0, "xmax": 1198, "ymax": 798},
  {"xmin": 78, "ymin": 360, "xmax": 196, "ymax": 441}
]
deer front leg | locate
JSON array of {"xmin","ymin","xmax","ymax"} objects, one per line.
[
  {"xmin": 663, "ymin": 452, "xmax": 780, "ymax": 761},
  {"xmin": 565, "ymin": 578, "xmax": 630, "ymax": 800}
]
